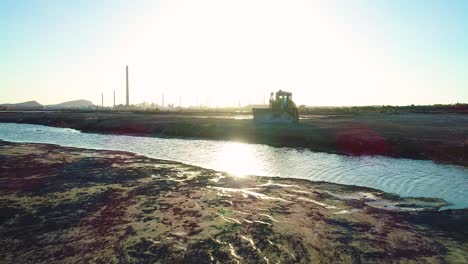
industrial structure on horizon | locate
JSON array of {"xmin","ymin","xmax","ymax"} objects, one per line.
[{"xmin": 110, "ymin": 65, "xmax": 268, "ymax": 110}]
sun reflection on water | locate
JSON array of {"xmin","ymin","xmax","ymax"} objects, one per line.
[{"xmin": 213, "ymin": 142, "xmax": 263, "ymax": 177}]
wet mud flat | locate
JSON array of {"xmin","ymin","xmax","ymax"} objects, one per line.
[
  {"xmin": 0, "ymin": 141, "xmax": 467, "ymax": 263},
  {"xmin": 0, "ymin": 111, "xmax": 466, "ymax": 166}
]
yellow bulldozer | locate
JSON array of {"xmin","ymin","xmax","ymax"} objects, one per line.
[{"xmin": 253, "ymin": 90, "xmax": 299, "ymax": 123}]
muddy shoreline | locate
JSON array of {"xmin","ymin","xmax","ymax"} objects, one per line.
[
  {"xmin": 0, "ymin": 111, "xmax": 466, "ymax": 167},
  {"xmin": 0, "ymin": 141, "xmax": 467, "ymax": 263}
]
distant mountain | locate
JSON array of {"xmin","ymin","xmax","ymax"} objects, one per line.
[
  {"xmin": 0, "ymin": 101, "xmax": 43, "ymax": 110},
  {"xmin": 46, "ymin": 100, "xmax": 95, "ymax": 109},
  {"xmin": 0, "ymin": 99, "xmax": 96, "ymax": 110}
]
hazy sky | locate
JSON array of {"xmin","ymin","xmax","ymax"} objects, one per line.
[{"xmin": 1, "ymin": 0, "xmax": 467, "ymax": 106}]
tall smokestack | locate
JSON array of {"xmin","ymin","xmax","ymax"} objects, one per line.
[
  {"xmin": 113, "ymin": 90, "xmax": 115, "ymax": 107},
  {"xmin": 102, "ymin": 93, "xmax": 104, "ymax": 107},
  {"xmin": 126, "ymin": 65, "xmax": 129, "ymax": 107}
]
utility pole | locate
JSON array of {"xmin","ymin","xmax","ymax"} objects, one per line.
[{"xmin": 126, "ymin": 65, "xmax": 129, "ymax": 107}]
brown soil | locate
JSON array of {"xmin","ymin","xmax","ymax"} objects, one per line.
[{"xmin": 0, "ymin": 141, "xmax": 467, "ymax": 263}]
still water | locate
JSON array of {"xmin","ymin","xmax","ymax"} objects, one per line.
[{"xmin": 1, "ymin": 123, "xmax": 467, "ymax": 209}]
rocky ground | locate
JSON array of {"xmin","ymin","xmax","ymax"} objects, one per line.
[
  {"xmin": 0, "ymin": 141, "xmax": 467, "ymax": 263},
  {"xmin": 0, "ymin": 111, "xmax": 466, "ymax": 166}
]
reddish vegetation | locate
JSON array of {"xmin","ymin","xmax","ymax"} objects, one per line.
[
  {"xmin": 79, "ymin": 190, "xmax": 131, "ymax": 236},
  {"xmin": 334, "ymin": 124, "xmax": 393, "ymax": 156},
  {"xmin": 112, "ymin": 123, "xmax": 152, "ymax": 136}
]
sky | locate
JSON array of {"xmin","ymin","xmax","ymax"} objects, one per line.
[{"xmin": 1, "ymin": 0, "xmax": 467, "ymax": 106}]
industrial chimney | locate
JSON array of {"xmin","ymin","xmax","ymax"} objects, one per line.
[{"xmin": 126, "ymin": 65, "xmax": 129, "ymax": 107}]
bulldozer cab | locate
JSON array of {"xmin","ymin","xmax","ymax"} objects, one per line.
[{"xmin": 271, "ymin": 90, "xmax": 293, "ymax": 110}]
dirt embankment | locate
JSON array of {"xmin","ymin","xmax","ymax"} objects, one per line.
[
  {"xmin": 0, "ymin": 141, "xmax": 467, "ymax": 263},
  {"xmin": 0, "ymin": 111, "xmax": 466, "ymax": 166}
]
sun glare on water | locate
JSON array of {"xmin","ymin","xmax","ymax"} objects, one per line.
[{"xmin": 213, "ymin": 142, "xmax": 263, "ymax": 177}]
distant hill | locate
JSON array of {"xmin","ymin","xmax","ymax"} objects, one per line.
[
  {"xmin": 0, "ymin": 101, "xmax": 43, "ymax": 110},
  {"xmin": 0, "ymin": 99, "xmax": 96, "ymax": 110},
  {"xmin": 46, "ymin": 100, "xmax": 95, "ymax": 109}
]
